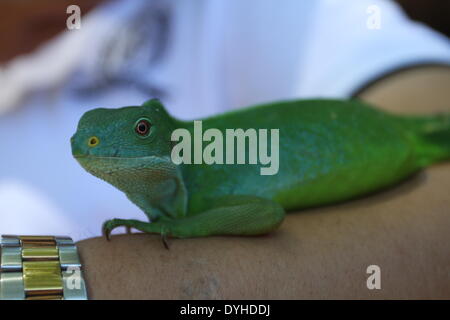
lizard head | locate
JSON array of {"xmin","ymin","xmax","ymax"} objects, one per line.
[
  {"xmin": 71, "ymin": 99, "xmax": 175, "ymax": 159},
  {"xmin": 71, "ymin": 99, "xmax": 178, "ymax": 196}
]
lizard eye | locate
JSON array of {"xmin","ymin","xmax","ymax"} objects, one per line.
[{"xmin": 135, "ymin": 119, "xmax": 151, "ymax": 137}]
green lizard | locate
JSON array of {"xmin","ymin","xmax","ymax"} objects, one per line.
[{"xmin": 71, "ymin": 99, "xmax": 450, "ymax": 242}]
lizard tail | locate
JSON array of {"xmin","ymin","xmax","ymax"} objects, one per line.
[{"xmin": 399, "ymin": 113, "xmax": 450, "ymax": 167}]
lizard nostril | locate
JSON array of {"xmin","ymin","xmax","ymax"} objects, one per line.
[{"xmin": 88, "ymin": 136, "xmax": 100, "ymax": 147}]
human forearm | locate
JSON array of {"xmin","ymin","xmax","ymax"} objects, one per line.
[
  {"xmin": 356, "ymin": 65, "xmax": 450, "ymax": 113},
  {"xmin": 76, "ymin": 166, "xmax": 450, "ymax": 300}
]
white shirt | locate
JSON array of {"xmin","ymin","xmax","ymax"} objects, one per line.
[{"xmin": 0, "ymin": 0, "xmax": 449, "ymax": 240}]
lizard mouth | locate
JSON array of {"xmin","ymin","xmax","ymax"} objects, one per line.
[
  {"xmin": 73, "ymin": 154, "xmax": 155, "ymax": 160},
  {"xmin": 73, "ymin": 154, "xmax": 88, "ymax": 159},
  {"xmin": 75, "ymin": 155, "xmax": 173, "ymax": 174}
]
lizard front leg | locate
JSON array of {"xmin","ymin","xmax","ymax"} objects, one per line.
[{"xmin": 102, "ymin": 195, "xmax": 285, "ymax": 240}]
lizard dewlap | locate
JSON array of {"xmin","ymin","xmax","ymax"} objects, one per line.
[{"xmin": 71, "ymin": 99, "xmax": 450, "ymax": 239}]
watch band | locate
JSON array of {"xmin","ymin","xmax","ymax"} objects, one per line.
[{"xmin": 0, "ymin": 235, "xmax": 88, "ymax": 300}]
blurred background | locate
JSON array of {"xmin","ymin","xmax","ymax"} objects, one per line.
[
  {"xmin": 0, "ymin": 0, "xmax": 449, "ymax": 240},
  {"xmin": 0, "ymin": 0, "xmax": 448, "ymax": 64}
]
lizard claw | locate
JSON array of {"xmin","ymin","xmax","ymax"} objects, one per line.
[
  {"xmin": 103, "ymin": 227, "xmax": 112, "ymax": 241},
  {"xmin": 161, "ymin": 234, "xmax": 170, "ymax": 250},
  {"xmin": 125, "ymin": 226, "xmax": 133, "ymax": 234},
  {"xmin": 102, "ymin": 219, "xmax": 119, "ymax": 241},
  {"xmin": 161, "ymin": 227, "xmax": 170, "ymax": 250},
  {"xmin": 102, "ymin": 218, "xmax": 171, "ymax": 248}
]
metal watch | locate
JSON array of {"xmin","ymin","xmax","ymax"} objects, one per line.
[{"xmin": 0, "ymin": 235, "xmax": 88, "ymax": 300}]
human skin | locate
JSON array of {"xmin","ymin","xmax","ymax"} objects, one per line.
[
  {"xmin": 75, "ymin": 66, "xmax": 450, "ymax": 299},
  {"xmin": 77, "ymin": 166, "xmax": 450, "ymax": 300}
]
